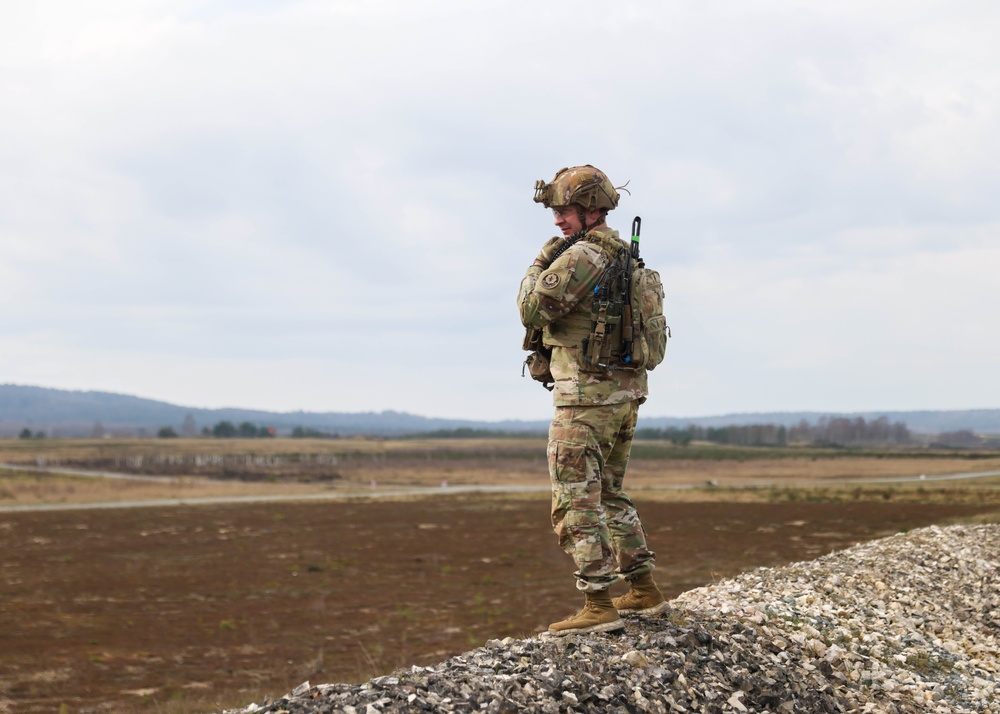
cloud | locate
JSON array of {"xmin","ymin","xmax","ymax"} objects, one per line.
[{"xmin": 1, "ymin": 1, "xmax": 998, "ymax": 420}]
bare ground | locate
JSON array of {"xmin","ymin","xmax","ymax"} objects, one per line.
[
  {"xmin": 3, "ymin": 492, "xmax": 999, "ymax": 714},
  {"xmin": 3, "ymin": 439, "xmax": 1000, "ymax": 713}
]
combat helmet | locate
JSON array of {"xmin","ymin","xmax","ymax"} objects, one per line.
[{"xmin": 533, "ymin": 165, "xmax": 621, "ymax": 212}]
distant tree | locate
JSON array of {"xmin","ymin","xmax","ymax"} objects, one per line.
[
  {"xmin": 933, "ymin": 430, "xmax": 982, "ymax": 448},
  {"xmin": 181, "ymin": 414, "xmax": 198, "ymax": 437},
  {"xmin": 18, "ymin": 428, "xmax": 32, "ymax": 439},
  {"xmin": 91, "ymin": 421, "xmax": 105, "ymax": 439},
  {"xmin": 212, "ymin": 421, "xmax": 237, "ymax": 438},
  {"xmin": 238, "ymin": 421, "xmax": 259, "ymax": 438},
  {"xmin": 201, "ymin": 426, "xmax": 211, "ymax": 437},
  {"xmin": 788, "ymin": 416, "xmax": 910, "ymax": 447},
  {"xmin": 660, "ymin": 427, "xmax": 692, "ymax": 445},
  {"xmin": 157, "ymin": 426, "xmax": 178, "ymax": 438},
  {"xmin": 291, "ymin": 426, "xmax": 337, "ymax": 438}
]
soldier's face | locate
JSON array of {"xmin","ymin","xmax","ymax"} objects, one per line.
[{"xmin": 552, "ymin": 206, "xmax": 584, "ymax": 237}]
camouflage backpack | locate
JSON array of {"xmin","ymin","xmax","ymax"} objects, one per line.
[
  {"xmin": 622, "ymin": 252, "xmax": 669, "ymax": 370},
  {"xmin": 581, "ymin": 220, "xmax": 668, "ymax": 372}
]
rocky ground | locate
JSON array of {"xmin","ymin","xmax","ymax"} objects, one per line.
[{"xmin": 224, "ymin": 523, "xmax": 999, "ymax": 714}]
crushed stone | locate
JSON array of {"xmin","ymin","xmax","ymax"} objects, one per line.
[{"xmin": 223, "ymin": 523, "xmax": 999, "ymax": 714}]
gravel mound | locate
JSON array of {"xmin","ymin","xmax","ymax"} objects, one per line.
[{"xmin": 224, "ymin": 523, "xmax": 999, "ymax": 713}]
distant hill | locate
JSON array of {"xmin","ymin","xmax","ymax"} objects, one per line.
[
  {"xmin": 638, "ymin": 410, "xmax": 1000, "ymax": 435},
  {"xmin": 1, "ymin": 384, "xmax": 998, "ymax": 437},
  {"xmin": 0, "ymin": 384, "xmax": 545, "ymax": 437}
]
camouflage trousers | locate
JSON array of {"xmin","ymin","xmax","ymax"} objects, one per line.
[{"xmin": 547, "ymin": 400, "xmax": 656, "ymax": 592}]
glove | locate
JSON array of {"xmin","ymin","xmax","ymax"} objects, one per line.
[{"xmin": 533, "ymin": 236, "xmax": 565, "ymax": 269}]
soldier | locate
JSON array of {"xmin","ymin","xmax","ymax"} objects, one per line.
[{"xmin": 518, "ymin": 165, "xmax": 667, "ymax": 636}]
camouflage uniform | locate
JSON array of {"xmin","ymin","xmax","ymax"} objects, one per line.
[{"xmin": 518, "ymin": 226, "xmax": 657, "ymax": 593}]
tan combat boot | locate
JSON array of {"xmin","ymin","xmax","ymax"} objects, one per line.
[
  {"xmin": 547, "ymin": 588, "xmax": 625, "ymax": 636},
  {"xmin": 612, "ymin": 571, "xmax": 669, "ymax": 616}
]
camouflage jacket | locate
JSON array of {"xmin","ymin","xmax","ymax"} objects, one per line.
[{"xmin": 518, "ymin": 226, "xmax": 648, "ymax": 407}]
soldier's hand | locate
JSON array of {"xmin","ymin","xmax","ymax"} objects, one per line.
[{"xmin": 533, "ymin": 236, "xmax": 565, "ymax": 268}]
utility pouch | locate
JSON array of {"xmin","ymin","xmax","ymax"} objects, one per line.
[
  {"xmin": 522, "ymin": 349, "xmax": 555, "ymax": 391},
  {"xmin": 580, "ymin": 261, "xmax": 625, "ymax": 372},
  {"xmin": 522, "ymin": 326, "xmax": 543, "ymax": 352}
]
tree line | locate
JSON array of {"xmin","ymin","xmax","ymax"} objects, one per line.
[
  {"xmin": 636, "ymin": 416, "xmax": 912, "ymax": 447},
  {"xmin": 156, "ymin": 422, "xmax": 340, "ymax": 438},
  {"xmin": 158, "ymin": 421, "xmax": 276, "ymax": 438}
]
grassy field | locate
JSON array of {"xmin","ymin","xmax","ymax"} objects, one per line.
[
  {"xmin": 1, "ymin": 438, "xmax": 999, "ymax": 713},
  {"xmin": 3, "ymin": 437, "xmax": 1000, "ymax": 502}
]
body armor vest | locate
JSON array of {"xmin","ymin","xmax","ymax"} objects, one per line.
[{"xmin": 542, "ymin": 232, "xmax": 629, "ymax": 371}]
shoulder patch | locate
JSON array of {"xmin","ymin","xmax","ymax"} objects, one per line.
[{"xmin": 534, "ymin": 250, "xmax": 578, "ymax": 300}]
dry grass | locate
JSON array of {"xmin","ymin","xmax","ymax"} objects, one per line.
[
  {"xmin": 0, "ymin": 469, "xmax": 355, "ymax": 506},
  {"xmin": 2, "ymin": 437, "xmax": 999, "ymax": 508},
  {"xmin": 0, "ymin": 436, "xmax": 545, "ymax": 461}
]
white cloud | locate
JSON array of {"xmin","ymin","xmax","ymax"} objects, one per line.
[{"xmin": 1, "ymin": 0, "xmax": 999, "ymax": 420}]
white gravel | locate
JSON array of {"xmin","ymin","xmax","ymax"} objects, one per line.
[{"xmin": 225, "ymin": 523, "xmax": 999, "ymax": 714}]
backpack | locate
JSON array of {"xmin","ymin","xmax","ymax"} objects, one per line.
[
  {"xmin": 581, "ymin": 218, "xmax": 668, "ymax": 372},
  {"xmin": 623, "ymin": 258, "xmax": 668, "ymax": 370}
]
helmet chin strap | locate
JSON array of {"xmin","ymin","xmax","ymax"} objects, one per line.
[{"xmin": 580, "ymin": 207, "xmax": 605, "ymax": 233}]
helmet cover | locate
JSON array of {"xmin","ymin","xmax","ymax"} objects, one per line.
[{"xmin": 533, "ymin": 165, "xmax": 620, "ymax": 212}]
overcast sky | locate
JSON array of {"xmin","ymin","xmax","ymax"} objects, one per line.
[{"xmin": 2, "ymin": 1, "xmax": 998, "ymax": 422}]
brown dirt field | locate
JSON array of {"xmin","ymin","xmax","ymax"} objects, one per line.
[{"xmin": 3, "ymin": 494, "xmax": 999, "ymax": 714}]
